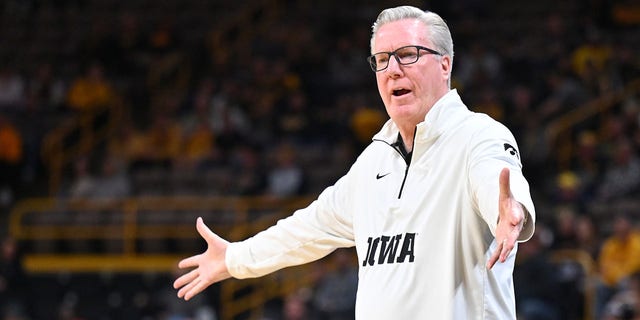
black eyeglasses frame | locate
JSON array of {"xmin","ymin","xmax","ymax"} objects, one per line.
[{"xmin": 367, "ymin": 45, "xmax": 442, "ymax": 72}]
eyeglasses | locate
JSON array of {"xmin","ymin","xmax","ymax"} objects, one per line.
[{"xmin": 367, "ymin": 45, "xmax": 442, "ymax": 72}]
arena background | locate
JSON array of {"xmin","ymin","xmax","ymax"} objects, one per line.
[{"xmin": 0, "ymin": 0, "xmax": 639, "ymax": 319}]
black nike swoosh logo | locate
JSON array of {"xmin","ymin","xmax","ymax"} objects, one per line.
[{"xmin": 376, "ymin": 172, "xmax": 391, "ymax": 179}]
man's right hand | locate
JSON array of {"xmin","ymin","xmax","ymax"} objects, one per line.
[{"xmin": 173, "ymin": 217, "xmax": 231, "ymax": 300}]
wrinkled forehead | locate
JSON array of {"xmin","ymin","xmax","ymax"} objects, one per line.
[{"xmin": 372, "ymin": 19, "xmax": 430, "ymax": 53}]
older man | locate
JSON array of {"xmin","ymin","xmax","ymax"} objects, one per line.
[{"xmin": 174, "ymin": 6, "xmax": 535, "ymax": 319}]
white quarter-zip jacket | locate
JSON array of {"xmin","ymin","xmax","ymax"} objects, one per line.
[{"xmin": 226, "ymin": 89, "xmax": 536, "ymax": 319}]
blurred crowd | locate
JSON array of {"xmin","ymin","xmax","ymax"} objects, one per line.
[{"xmin": 1, "ymin": 0, "xmax": 640, "ymax": 319}]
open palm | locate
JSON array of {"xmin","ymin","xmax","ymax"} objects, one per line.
[
  {"xmin": 486, "ymin": 168, "xmax": 527, "ymax": 269},
  {"xmin": 173, "ymin": 217, "xmax": 232, "ymax": 300}
]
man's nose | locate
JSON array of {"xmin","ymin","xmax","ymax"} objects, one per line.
[{"xmin": 385, "ymin": 55, "xmax": 403, "ymax": 76}]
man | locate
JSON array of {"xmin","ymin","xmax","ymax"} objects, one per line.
[
  {"xmin": 596, "ymin": 213, "xmax": 640, "ymax": 318},
  {"xmin": 174, "ymin": 6, "xmax": 535, "ymax": 319}
]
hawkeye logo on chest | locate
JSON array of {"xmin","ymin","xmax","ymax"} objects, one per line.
[{"xmin": 362, "ymin": 233, "xmax": 416, "ymax": 266}]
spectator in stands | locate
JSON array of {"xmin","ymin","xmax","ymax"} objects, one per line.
[
  {"xmin": 472, "ymin": 87, "xmax": 504, "ymax": 123},
  {"xmin": 503, "ymin": 84, "xmax": 549, "ymax": 185},
  {"xmin": 90, "ymin": 153, "xmax": 131, "ymax": 199},
  {"xmin": 319, "ymin": 93, "xmax": 364, "ymax": 146},
  {"xmin": 106, "ymin": 119, "xmax": 146, "ymax": 171},
  {"xmin": 230, "ymin": 144, "xmax": 266, "ymax": 196},
  {"xmin": 180, "ymin": 118, "xmax": 218, "ymax": 170},
  {"xmin": 327, "ymin": 34, "xmax": 369, "ymax": 91},
  {"xmin": 276, "ymin": 90, "xmax": 313, "ymax": 143},
  {"xmin": 26, "ymin": 62, "xmax": 67, "ymax": 115},
  {"xmin": 246, "ymin": 90, "xmax": 278, "ymax": 146},
  {"xmin": 537, "ymin": 70, "xmax": 590, "ymax": 124},
  {"xmin": 144, "ymin": 16, "xmax": 184, "ymax": 92},
  {"xmin": 620, "ymin": 99, "xmax": 640, "ymax": 145},
  {"xmin": 550, "ymin": 206, "xmax": 579, "ymax": 250},
  {"xmin": 596, "ymin": 213, "xmax": 640, "ymax": 318},
  {"xmin": 571, "ymin": 28, "xmax": 612, "ymax": 88},
  {"xmin": 597, "ymin": 138, "xmax": 640, "ymax": 201},
  {"xmin": 265, "ymin": 141, "xmax": 306, "ymax": 198},
  {"xmin": 547, "ymin": 206, "xmax": 600, "ymax": 257},
  {"xmin": 69, "ymin": 153, "xmax": 131, "ymax": 252},
  {"xmin": 571, "ymin": 130, "xmax": 602, "ymax": 203},
  {"xmin": 0, "ymin": 64, "xmax": 26, "ymax": 111},
  {"xmin": 574, "ymin": 214, "xmax": 601, "ymax": 260},
  {"xmin": 349, "ymin": 103, "xmax": 387, "ymax": 149},
  {"xmin": 0, "ymin": 114, "xmax": 23, "ymax": 206},
  {"xmin": 177, "ymin": 102, "xmax": 219, "ymax": 172},
  {"xmin": 610, "ymin": 41, "xmax": 640, "ymax": 85},
  {"xmin": 602, "ymin": 271, "xmax": 640, "ymax": 320},
  {"xmin": 142, "ymin": 111, "xmax": 182, "ymax": 169},
  {"xmin": 66, "ymin": 62, "xmax": 116, "ymax": 113},
  {"xmin": 282, "ymin": 289, "xmax": 312, "ymax": 320},
  {"xmin": 148, "ymin": 16, "xmax": 179, "ymax": 55},
  {"xmin": 602, "ymin": 113, "xmax": 630, "ymax": 144},
  {"xmin": 453, "ymin": 42, "xmax": 503, "ymax": 91},
  {"xmin": 67, "ymin": 153, "xmax": 131, "ymax": 201},
  {"xmin": 311, "ymin": 249, "xmax": 358, "ymax": 320},
  {"xmin": 513, "ymin": 223, "xmax": 560, "ymax": 320},
  {"xmin": 554, "ymin": 171, "xmax": 582, "ymax": 205},
  {"xmin": 504, "ymin": 84, "xmax": 535, "ymax": 143},
  {"xmin": 17, "ymin": 63, "xmax": 64, "ymax": 189},
  {"xmin": 67, "ymin": 155, "xmax": 96, "ymax": 200},
  {"xmin": 209, "ymin": 81, "xmax": 251, "ymax": 153}
]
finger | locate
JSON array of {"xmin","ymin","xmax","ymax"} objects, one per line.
[
  {"xmin": 178, "ymin": 254, "xmax": 201, "ymax": 269},
  {"xmin": 500, "ymin": 239, "xmax": 512, "ymax": 263},
  {"xmin": 184, "ymin": 279, "xmax": 208, "ymax": 301},
  {"xmin": 178, "ymin": 277, "xmax": 201, "ymax": 300},
  {"xmin": 173, "ymin": 268, "xmax": 199, "ymax": 289},
  {"xmin": 486, "ymin": 240, "xmax": 503, "ymax": 269},
  {"xmin": 499, "ymin": 167, "xmax": 511, "ymax": 202},
  {"xmin": 196, "ymin": 217, "xmax": 220, "ymax": 247}
]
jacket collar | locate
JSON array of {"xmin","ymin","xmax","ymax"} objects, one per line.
[{"xmin": 373, "ymin": 89, "xmax": 468, "ymax": 145}]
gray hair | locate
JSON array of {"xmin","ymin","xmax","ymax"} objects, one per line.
[{"xmin": 370, "ymin": 6, "xmax": 454, "ymax": 86}]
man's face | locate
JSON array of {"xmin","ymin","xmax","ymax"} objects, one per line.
[{"xmin": 373, "ymin": 19, "xmax": 451, "ymax": 129}]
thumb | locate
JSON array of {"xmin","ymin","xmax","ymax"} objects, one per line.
[
  {"xmin": 196, "ymin": 217, "xmax": 219, "ymax": 246},
  {"xmin": 499, "ymin": 167, "xmax": 512, "ymax": 202}
]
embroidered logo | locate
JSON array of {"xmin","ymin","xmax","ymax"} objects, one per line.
[
  {"xmin": 362, "ymin": 233, "xmax": 416, "ymax": 266},
  {"xmin": 376, "ymin": 172, "xmax": 391, "ymax": 179},
  {"xmin": 504, "ymin": 143, "xmax": 520, "ymax": 160}
]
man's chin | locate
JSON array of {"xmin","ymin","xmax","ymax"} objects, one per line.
[
  {"xmin": 388, "ymin": 107, "xmax": 424, "ymax": 124},
  {"xmin": 388, "ymin": 101, "xmax": 418, "ymax": 114}
]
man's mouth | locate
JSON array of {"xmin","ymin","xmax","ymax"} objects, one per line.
[{"xmin": 392, "ymin": 88, "xmax": 411, "ymax": 97}]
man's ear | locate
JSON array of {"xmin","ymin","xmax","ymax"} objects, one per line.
[{"xmin": 440, "ymin": 55, "xmax": 452, "ymax": 82}]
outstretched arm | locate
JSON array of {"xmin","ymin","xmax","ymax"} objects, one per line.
[
  {"xmin": 174, "ymin": 217, "xmax": 231, "ymax": 301},
  {"xmin": 486, "ymin": 168, "xmax": 528, "ymax": 269}
]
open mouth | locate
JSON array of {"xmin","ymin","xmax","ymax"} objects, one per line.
[{"xmin": 392, "ymin": 89, "xmax": 411, "ymax": 97}]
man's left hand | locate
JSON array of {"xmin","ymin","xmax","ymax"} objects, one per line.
[{"xmin": 486, "ymin": 168, "xmax": 526, "ymax": 269}]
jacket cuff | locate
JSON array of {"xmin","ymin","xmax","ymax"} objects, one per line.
[{"xmin": 225, "ymin": 241, "xmax": 253, "ymax": 279}]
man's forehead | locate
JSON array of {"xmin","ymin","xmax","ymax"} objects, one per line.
[{"xmin": 374, "ymin": 19, "xmax": 430, "ymax": 51}]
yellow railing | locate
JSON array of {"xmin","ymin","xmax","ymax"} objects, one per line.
[
  {"xmin": 9, "ymin": 196, "xmax": 314, "ymax": 269},
  {"xmin": 9, "ymin": 195, "xmax": 318, "ymax": 320}
]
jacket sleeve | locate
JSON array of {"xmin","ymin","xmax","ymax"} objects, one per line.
[
  {"xmin": 225, "ymin": 174, "xmax": 356, "ymax": 279},
  {"xmin": 467, "ymin": 119, "xmax": 536, "ymax": 242}
]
